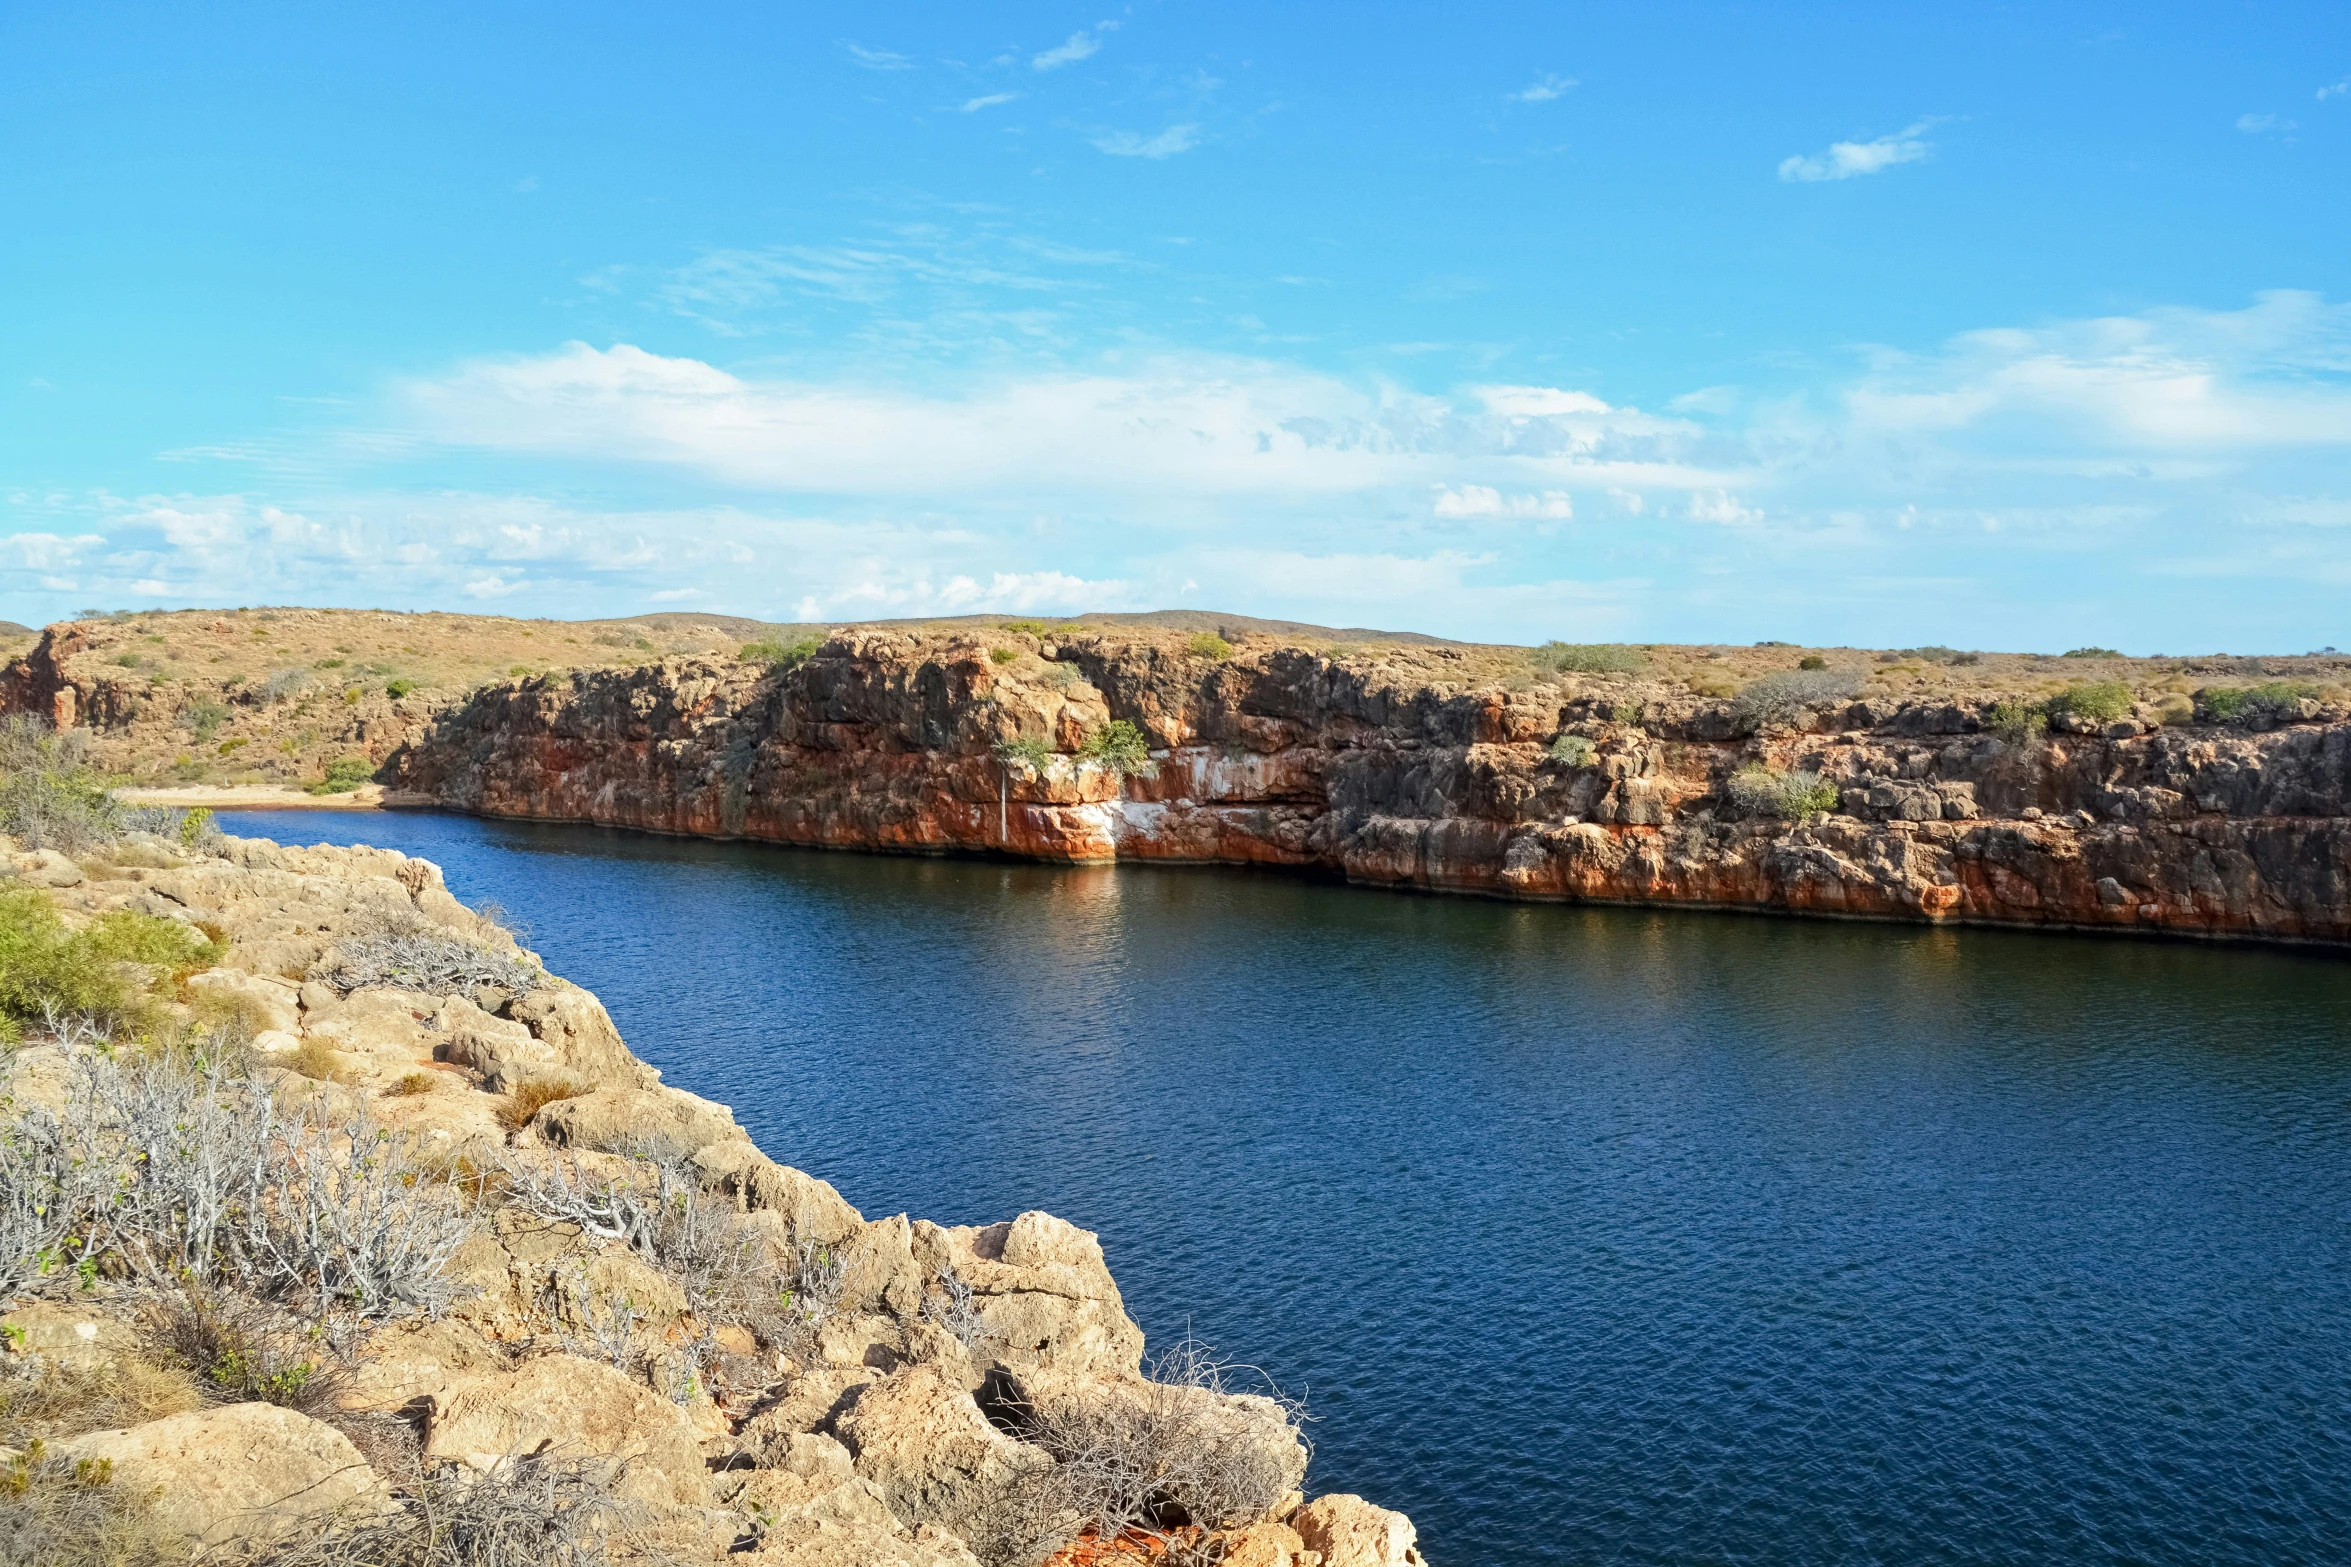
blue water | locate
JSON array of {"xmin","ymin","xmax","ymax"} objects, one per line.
[{"xmin": 223, "ymin": 809, "xmax": 2351, "ymax": 1566}]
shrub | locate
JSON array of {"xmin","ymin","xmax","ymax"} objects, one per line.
[
  {"xmin": 2043, "ymin": 681, "xmax": 2132, "ymax": 725},
  {"xmin": 1187, "ymin": 632, "xmax": 1232, "ymax": 660},
  {"xmin": 2201, "ymin": 681, "xmax": 2317, "ymax": 722},
  {"xmin": 306, "ymin": 755, "xmax": 375, "ymax": 795},
  {"xmin": 1987, "ymin": 699, "xmax": 2048, "ymax": 747},
  {"xmin": 980, "ymin": 1338, "xmax": 1307, "ymax": 1565},
  {"xmin": 993, "ymin": 735, "xmax": 1054, "ymax": 772},
  {"xmin": 1549, "ymin": 734, "xmax": 1596, "ymax": 766},
  {"xmin": 287, "ymin": 1036, "xmax": 356, "ymax": 1083},
  {"xmin": 999, "ymin": 619, "xmax": 1051, "ymax": 636},
  {"xmin": 1729, "ymin": 669, "xmax": 1863, "ymax": 731},
  {"xmin": 0, "ymin": 719, "xmax": 121, "ymax": 853},
  {"xmin": 1725, "ymin": 766, "xmax": 1839, "ymax": 820},
  {"xmin": 1531, "ymin": 642, "xmax": 1647, "ymax": 674},
  {"xmin": 384, "ymin": 1071, "xmax": 438, "ymax": 1098},
  {"xmin": 148, "ymin": 1287, "xmax": 344, "ymax": 1416},
  {"xmin": 315, "ymin": 657, "xmax": 344, "ymax": 669},
  {"xmin": 2063, "ymin": 646, "xmax": 2122, "ymax": 659},
  {"xmin": 232, "ymin": 1452, "xmax": 634, "ymax": 1567},
  {"xmin": 180, "ymin": 699, "xmax": 228, "ymax": 739},
  {"xmin": 0, "ymin": 888, "xmax": 213, "ymax": 1039},
  {"xmin": 739, "ymin": 634, "xmax": 823, "ymax": 669},
  {"xmin": 1077, "ymin": 720, "xmax": 1155, "ymax": 779},
  {"xmin": 257, "ymin": 668, "xmax": 311, "ymax": 705},
  {"xmin": 497, "ymin": 1075, "xmax": 586, "ymax": 1131},
  {"xmin": 0, "ymin": 1441, "xmax": 170, "ymax": 1567},
  {"xmin": 990, "ymin": 647, "xmax": 1019, "ymax": 665},
  {"xmin": 385, "ymin": 677, "xmax": 416, "ymax": 698},
  {"xmin": 1797, "ymin": 654, "xmax": 1827, "ymax": 670},
  {"xmin": 314, "ymin": 928, "xmax": 546, "ymax": 996},
  {"xmin": 2, "ymin": 1045, "xmax": 478, "ymax": 1318}
]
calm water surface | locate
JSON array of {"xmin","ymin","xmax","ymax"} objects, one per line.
[{"xmin": 223, "ymin": 809, "xmax": 2351, "ymax": 1566}]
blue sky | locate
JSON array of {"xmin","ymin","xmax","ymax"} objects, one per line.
[{"xmin": 3, "ymin": 2, "xmax": 2347, "ymax": 649}]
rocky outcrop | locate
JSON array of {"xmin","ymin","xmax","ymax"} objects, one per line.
[
  {"xmin": 4, "ymin": 834, "xmax": 1388, "ymax": 1563},
  {"xmin": 387, "ymin": 630, "xmax": 2351, "ymax": 945}
]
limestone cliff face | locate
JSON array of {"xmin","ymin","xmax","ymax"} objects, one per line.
[{"xmin": 389, "ymin": 630, "xmax": 2351, "ymax": 945}]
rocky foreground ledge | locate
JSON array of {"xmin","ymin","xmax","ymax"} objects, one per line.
[
  {"xmin": 390, "ymin": 629, "xmax": 2351, "ymax": 945},
  {"xmin": 2, "ymin": 834, "xmax": 1420, "ymax": 1565}
]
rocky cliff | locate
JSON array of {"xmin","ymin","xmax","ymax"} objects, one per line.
[
  {"xmin": 3, "ymin": 834, "xmax": 1413, "ymax": 1565},
  {"xmin": 387, "ymin": 628, "xmax": 2351, "ymax": 946}
]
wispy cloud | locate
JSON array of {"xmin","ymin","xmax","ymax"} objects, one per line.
[
  {"xmin": 1033, "ymin": 23, "xmax": 1116, "ymax": 71},
  {"xmin": 1090, "ymin": 124, "xmax": 1200, "ymax": 159},
  {"xmin": 1778, "ymin": 119, "xmax": 1936, "ymax": 182},
  {"xmin": 2319, "ymin": 77, "xmax": 2349, "ymax": 100},
  {"xmin": 1434, "ymin": 485, "xmax": 1574, "ymax": 519},
  {"xmin": 959, "ymin": 92, "xmax": 1020, "ymax": 113},
  {"xmin": 840, "ymin": 40, "xmax": 914, "ymax": 71},
  {"xmin": 2236, "ymin": 112, "xmax": 2295, "ymax": 133},
  {"xmin": 1509, "ymin": 74, "xmax": 1577, "ymax": 104}
]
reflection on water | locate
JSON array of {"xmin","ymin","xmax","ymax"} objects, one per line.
[{"xmin": 225, "ymin": 810, "xmax": 2351, "ymax": 1566}]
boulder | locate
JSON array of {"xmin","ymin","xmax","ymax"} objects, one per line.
[
  {"xmin": 1291, "ymin": 1494, "xmax": 1425, "ymax": 1567},
  {"xmin": 15, "ymin": 848, "xmax": 84, "ymax": 887},
  {"xmin": 1221, "ymin": 1521, "xmax": 1317, "ymax": 1567},
  {"xmin": 692, "ymin": 1140, "xmax": 864, "ymax": 1245},
  {"xmin": 834, "ymin": 1363, "xmax": 1049, "ymax": 1539},
  {"xmin": 422, "ymin": 1351, "xmax": 711, "ymax": 1507},
  {"xmin": 511, "ymin": 985, "xmax": 657, "ymax": 1086},
  {"xmin": 59, "ymin": 1404, "xmax": 390, "ymax": 1551},
  {"xmin": 433, "ymin": 994, "xmax": 558, "ymax": 1089},
  {"xmin": 912, "ymin": 1212, "xmax": 1145, "ymax": 1381},
  {"xmin": 534, "ymin": 1085, "xmax": 746, "ymax": 1158},
  {"xmin": 0, "ymin": 1301, "xmax": 140, "ymax": 1370}
]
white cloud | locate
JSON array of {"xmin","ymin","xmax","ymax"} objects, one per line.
[
  {"xmin": 1778, "ymin": 120, "xmax": 1935, "ymax": 182},
  {"xmin": 648, "ymin": 587, "xmax": 705, "ymax": 601},
  {"xmin": 840, "ymin": 41, "xmax": 914, "ymax": 71},
  {"xmin": 0, "ymin": 532, "xmax": 104, "ymax": 569},
  {"xmin": 398, "ymin": 343, "xmax": 1716, "ymax": 501},
  {"xmin": 1509, "ymin": 74, "xmax": 1577, "ymax": 103},
  {"xmin": 959, "ymin": 92, "xmax": 1020, "ymax": 112},
  {"xmin": 2237, "ymin": 112, "xmax": 2295, "ymax": 133},
  {"xmin": 2322, "ymin": 78, "xmax": 2349, "ymax": 100},
  {"xmin": 1090, "ymin": 124, "xmax": 1200, "ymax": 159},
  {"xmin": 1033, "ymin": 23, "xmax": 1116, "ymax": 70},
  {"xmin": 1433, "ymin": 485, "xmax": 1573, "ymax": 519},
  {"xmin": 1687, "ymin": 489, "xmax": 1763, "ymax": 525}
]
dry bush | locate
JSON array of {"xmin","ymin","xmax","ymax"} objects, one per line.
[
  {"xmin": 315, "ymin": 930, "xmax": 544, "ymax": 998},
  {"xmin": 287, "ymin": 1036, "xmax": 357, "ymax": 1083},
  {"xmin": 0, "ymin": 1352, "xmax": 202, "ymax": 1447},
  {"xmin": 496, "ymin": 1075, "xmax": 584, "ymax": 1130},
  {"xmin": 2, "ymin": 1043, "xmax": 478, "ymax": 1324},
  {"xmin": 978, "ymin": 1340, "xmax": 1308, "ymax": 1567},
  {"xmin": 145, "ymin": 1287, "xmax": 348, "ymax": 1417},
  {"xmin": 1730, "ymin": 668, "xmax": 1864, "ymax": 731},
  {"xmin": 231, "ymin": 1453, "xmax": 632, "ymax": 1567},
  {"xmin": 384, "ymin": 1071, "xmax": 440, "ymax": 1098},
  {"xmin": 0, "ymin": 1441, "xmax": 170, "ymax": 1567}
]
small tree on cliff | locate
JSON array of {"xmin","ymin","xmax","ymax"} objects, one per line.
[{"xmin": 1077, "ymin": 720, "xmax": 1155, "ymax": 780}]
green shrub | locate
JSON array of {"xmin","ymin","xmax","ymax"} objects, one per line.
[
  {"xmin": 989, "ymin": 647, "xmax": 1019, "ymax": 665},
  {"xmin": 739, "ymin": 634, "xmax": 823, "ymax": 669},
  {"xmin": 180, "ymin": 700, "xmax": 228, "ymax": 740},
  {"xmin": 1549, "ymin": 734, "xmax": 1596, "ymax": 766},
  {"xmin": 1187, "ymin": 632, "xmax": 1233, "ymax": 660},
  {"xmin": 1987, "ymin": 698, "xmax": 2048, "ymax": 746},
  {"xmin": 1798, "ymin": 655, "xmax": 1827, "ymax": 670},
  {"xmin": 999, "ymin": 619, "xmax": 1051, "ymax": 636},
  {"xmin": 2044, "ymin": 681, "xmax": 2132, "ymax": 725},
  {"xmin": 993, "ymin": 735, "xmax": 1054, "ymax": 771},
  {"xmin": 1532, "ymin": 642, "xmax": 1647, "ymax": 675},
  {"xmin": 2201, "ymin": 681, "xmax": 2316, "ymax": 722},
  {"xmin": 385, "ymin": 677, "xmax": 415, "ymax": 699},
  {"xmin": 0, "ymin": 887, "xmax": 212, "ymax": 1038},
  {"xmin": 305, "ymin": 756, "xmax": 374, "ymax": 795},
  {"xmin": 1725, "ymin": 765, "xmax": 1839, "ymax": 820},
  {"xmin": 1077, "ymin": 719, "xmax": 1155, "ymax": 778},
  {"xmin": 2062, "ymin": 647, "xmax": 2122, "ymax": 659}
]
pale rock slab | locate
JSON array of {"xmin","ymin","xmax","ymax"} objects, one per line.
[{"xmin": 60, "ymin": 1404, "xmax": 391, "ymax": 1551}]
